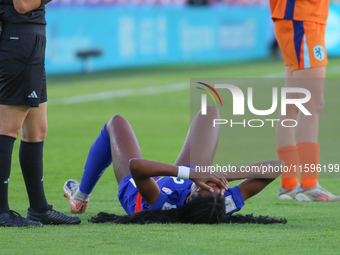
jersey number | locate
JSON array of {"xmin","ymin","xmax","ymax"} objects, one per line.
[{"xmin": 171, "ymin": 177, "xmax": 185, "ymax": 184}]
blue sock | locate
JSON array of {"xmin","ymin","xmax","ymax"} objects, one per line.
[{"xmin": 79, "ymin": 124, "xmax": 112, "ymax": 195}]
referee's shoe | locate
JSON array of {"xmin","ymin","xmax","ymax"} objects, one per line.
[
  {"xmin": 27, "ymin": 205, "xmax": 81, "ymax": 225},
  {"xmin": 0, "ymin": 210, "xmax": 43, "ymax": 227}
]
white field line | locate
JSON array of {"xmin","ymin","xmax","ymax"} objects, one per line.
[
  {"xmin": 48, "ymin": 65, "xmax": 340, "ymax": 105},
  {"xmin": 48, "ymin": 82, "xmax": 189, "ymax": 105}
]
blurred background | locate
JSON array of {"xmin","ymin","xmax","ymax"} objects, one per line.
[{"xmin": 45, "ymin": 0, "xmax": 340, "ymax": 75}]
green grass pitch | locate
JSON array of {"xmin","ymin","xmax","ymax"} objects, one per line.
[{"xmin": 1, "ymin": 58, "xmax": 340, "ymax": 254}]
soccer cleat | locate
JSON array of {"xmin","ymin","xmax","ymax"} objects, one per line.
[
  {"xmin": 67, "ymin": 199, "xmax": 88, "ymax": 214},
  {"xmin": 26, "ymin": 205, "xmax": 81, "ymax": 225},
  {"xmin": 277, "ymin": 183, "xmax": 300, "ymax": 200},
  {"xmin": 295, "ymin": 183, "xmax": 340, "ymax": 202},
  {"xmin": 63, "ymin": 179, "xmax": 80, "ymax": 198},
  {"xmin": 0, "ymin": 210, "xmax": 43, "ymax": 227},
  {"xmin": 63, "ymin": 179, "xmax": 88, "ymax": 214}
]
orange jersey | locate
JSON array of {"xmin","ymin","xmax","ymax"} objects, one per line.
[{"xmin": 270, "ymin": 0, "xmax": 329, "ymax": 25}]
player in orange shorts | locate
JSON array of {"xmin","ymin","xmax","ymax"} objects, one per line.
[{"xmin": 270, "ymin": 0, "xmax": 340, "ymax": 201}]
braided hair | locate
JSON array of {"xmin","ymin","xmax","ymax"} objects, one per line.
[{"xmin": 89, "ymin": 195, "xmax": 287, "ymax": 224}]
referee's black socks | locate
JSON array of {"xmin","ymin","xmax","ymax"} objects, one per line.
[
  {"xmin": 20, "ymin": 140, "xmax": 49, "ymax": 213},
  {"xmin": 0, "ymin": 135, "xmax": 16, "ymax": 214}
]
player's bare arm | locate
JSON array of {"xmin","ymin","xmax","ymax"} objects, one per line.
[{"xmin": 129, "ymin": 158, "xmax": 228, "ymax": 206}]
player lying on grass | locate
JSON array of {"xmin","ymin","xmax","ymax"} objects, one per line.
[{"xmin": 64, "ymin": 106, "xmax": 286, "ymax": 224}]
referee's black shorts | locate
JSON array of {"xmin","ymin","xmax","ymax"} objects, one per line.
[{"xmin": 0, "ymin": 23, "xmax": 47, "ymax": 107}]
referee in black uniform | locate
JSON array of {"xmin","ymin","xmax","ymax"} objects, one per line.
[{"xmin": 0, "ymin": 0, "xmax": 81, "ymax": 226}]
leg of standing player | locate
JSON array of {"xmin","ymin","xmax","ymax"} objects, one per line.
[
  {"xmin": 0, "ymin": 105, "xmax": 30, "ymax": 215},
  {"xmin": 274, "ymin": 18, "xmax": 339, "ymax": 201},
  {"xmin": 292, "ymin": 67, "xmax": 330, "ymax": 201},
  {"xmin": 20, "ymin": 103, "xmax": 50, "ymax": 213},
  {"xmin": 0, "ymin": 103, "xmax": 81, "ymax": 226},
  {"xmin": 276, "ymin": 67, "xmax": 326, "ymax": 196},
  {"xmin": 276, "ymin": 67, "xmax": 300, "ymax": 194}
]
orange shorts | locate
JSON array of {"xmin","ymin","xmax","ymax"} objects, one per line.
[{"xmin": 274, "ymin": 19, "xmax": 328, "ymax": 71}]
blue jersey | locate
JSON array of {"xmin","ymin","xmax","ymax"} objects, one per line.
[{"xmin": 118, "ymin": 174, "xmax": 244, "ymax": 215}]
